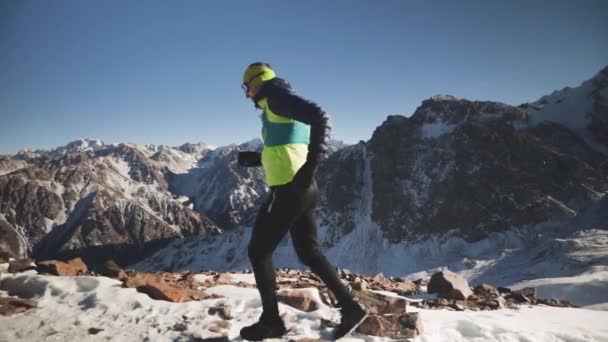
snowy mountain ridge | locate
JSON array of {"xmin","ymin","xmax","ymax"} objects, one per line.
[{"xmin": 1, "ymin": 67, "xmax": 607, "ymax": 311}]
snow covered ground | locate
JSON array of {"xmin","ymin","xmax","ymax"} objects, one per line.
[
  {"xmin": 135, "ymin": 215, "xmax": 608, "ymax": 310},
  {"xmin": 1, "ymin": 270, "xmax": 608, "ymax": 342}
]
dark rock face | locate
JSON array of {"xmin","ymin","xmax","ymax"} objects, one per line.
[
  {"xmin": 352, "ymin": 95, "xmax": 608, "ymax": 243},
  {"xmin": 316, "ymin": 143, "xmax": 367, "ymax": 245},
  {"xmin": 589, "ymin": 66, "xmax": 608, "ymax": 145},
  {"xmin": 0, "ymin": 170, "xmax": 63, "ymax": 245}
]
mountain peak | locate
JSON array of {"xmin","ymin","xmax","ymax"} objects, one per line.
[
  {"xmin": 54, "ymin": 138, "xmax": 106, "ymax": 154},
  {"xmin": 430, "ymin": 94, "xmax": 459, "ymax": 102}
]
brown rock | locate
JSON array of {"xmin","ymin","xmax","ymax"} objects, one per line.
[
  {"xmin": 356, "ymin": 313, "xmax": 423, "ymax": 339},
  {"xmin": 8, "ymin": 258, "xmax": 35, "ymax": 273},
  {"xmin": 351, "ymin": 278, "xmax": 367, "ymax": 291},
  {"xmin": 208, "ymin": 304, "xmax": 232, "ymax": 320},
  {"xmin": 441, "ymin": 288, "xmax": 471, "ymax": 300},
  {"xmin": 137, "ymin": 282, "xmax": 187, "ymax": 302},
  {"xmin": 184, "ymin": 272, "xmax": 197, "ymax": 283},
  {"xmin": 371, "ymin": 273, "xmax": 386, "ymax": 284},
  {"xmin": 277, "ymin": 289, "xmax": 319, "ymax": 312},
  {"xmin": 480, "ymin": 297, "xmax": 505, "ymax": 310},
  {"xmin": 214, "ymin": 273, "xmax": 233, "ymax": 284},
  {"xmin": 394, "ymin": 281, "xmax": 417, "ymax": 294},
  {"xmin": 518, "ymin": 287, "xmax": 536, "ymax": 299},
  {"xmin": 352, "ymin": 290, "xmax": 407, "ymax": 315},
  {"xmin": 0, "ymin": 251, "xmax": 12, "ymax": 263},
  {"xmin": 122, "ymin": 272, "xmax": 211, "ymax": 302},
  {"xmin": 497, "ymin": 287, "xmax": 512, "ymax": 294},
  {"xmin": 428, "ymin": 270, "xmax": 473, "ymax": 300},
  {"xmin": 98, "ymin": 260, "xmax": 127, "ymax": 280},
  {"xmin": 37, "ymin": 258, "xmax": 88, "ymax": 276},
  {"xmin": 123, "ymin": 272, "xmax": 160, "ymax": 288},
  {"xmin": 474, "ymin": 283, "xmax": 498, "ymax": 296},
  {"xmin": 537, "ymin": 298, "xmax": 575, "ymax": 308},
  {"xmin": 508, "ymin": 292, "xmax": 531, "ymax": 304},
  {"xmin": 0, "ymin": 296, "xmax": 38, "ymax": 316}
]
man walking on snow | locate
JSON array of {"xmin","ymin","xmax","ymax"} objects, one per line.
[{"xmin": 238, "ymin": 62, "xmax": 367, "ymax": 340}]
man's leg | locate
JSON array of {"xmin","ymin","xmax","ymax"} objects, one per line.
[
  {"xmin": 290, "ymin": 193, "xmax": 354, "ymax": 306},
  {"xmin": 290, "ymin": 184, "xmax": 367, "ymax": 339},
  {"xmin": 248, "ymin": 186, "xmax": 305, "ymax": 319}
]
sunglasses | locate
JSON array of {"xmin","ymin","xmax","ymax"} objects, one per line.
[{"xmin": 241, "ymin": 71, "xmax": 266, "ymax": 93}]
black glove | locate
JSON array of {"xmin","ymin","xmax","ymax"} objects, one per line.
[
  {"xmin": 306, "ymin": 148, "xmax": 326, "ymax": 166},
  {"xmin": 238, "ymin": 151, "xmax": 262, "ymax": 167}
]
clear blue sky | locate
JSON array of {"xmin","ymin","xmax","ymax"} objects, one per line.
[{"xmin": 1, "ymin": 0, "xmax": 607, "ymax": 154}]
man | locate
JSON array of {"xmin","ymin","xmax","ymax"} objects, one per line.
[{"xmin": 238, "ymin": 62, "xmax": 367, "ymax": 341}]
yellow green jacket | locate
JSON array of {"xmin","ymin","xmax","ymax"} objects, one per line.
[{"xmin": 254, "ymin": 78, "xmax": 332, "ymax": 187}]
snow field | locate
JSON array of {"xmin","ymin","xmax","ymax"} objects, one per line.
[{"xmin": 1, "ymin": 271, "xmax": 608, "ymax": 341}]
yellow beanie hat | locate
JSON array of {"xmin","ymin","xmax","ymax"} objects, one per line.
[{"xmin": 242, "ymin": 62, "xmax": 276, "ymax": 93}]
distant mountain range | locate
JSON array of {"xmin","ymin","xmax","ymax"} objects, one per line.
[{"xmin": 1, "ymin": 66, "xmax": 606, "ymax": 277}]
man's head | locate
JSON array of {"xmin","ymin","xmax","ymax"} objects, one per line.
[{"xmin": 242, "ymin": 62, "xmax": 276, "ymax": 99}]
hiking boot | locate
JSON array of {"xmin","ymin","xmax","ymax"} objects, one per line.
[
  {"xmin": 240, "ymin": 314, "xmax": 287, "ymax": 341},
  {"xmin": 333, "ymin": 301, "xmax": 367, "ymax": 340}
]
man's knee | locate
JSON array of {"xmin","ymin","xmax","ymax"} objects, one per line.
[{"xmin": 296, "ymin": 247, "xmax": 324, "ymax": 267}]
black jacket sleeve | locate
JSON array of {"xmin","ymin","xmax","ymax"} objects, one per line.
[{"xmin": 263, "ymin": 79, "xmax": 332, "ymax": 163}]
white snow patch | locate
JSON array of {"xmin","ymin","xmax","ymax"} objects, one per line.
[
  {"xmin": 414, "ymin": 306, "xmax": 608, "ymax": 342},
  {"xmin": 526, "ymin": 76, "xmax": 608, "ymax": 154},
  {"xmin": 510, "ymin": 265, "xmax": 608, "ymax": 309},
  {"xmin": 1, "ymin": 272, "xmax": 608, "ymax": 341}
]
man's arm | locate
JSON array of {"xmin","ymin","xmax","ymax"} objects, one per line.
[{"xmin": 266, "ymin": 81, "xmax": 332, "ymax": 164}]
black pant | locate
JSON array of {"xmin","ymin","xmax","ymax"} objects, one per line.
[{"xmin": 248, "ymin": 178, "xmax": 354, "ymax": 319}]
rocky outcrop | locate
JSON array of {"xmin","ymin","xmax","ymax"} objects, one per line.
[
  {"xmin": 0, "ymin": 296, "xmax": 38, "ymax": 316},
  {"xmin": 427, "ymin": 269, "xmax": 473, "ymax": 300},
  {"xmin": 357, "ymin": 312, "xmax": 424, "ymax": 339},
  {"xmin": 362, "ymin": 95, "xmax": 608, "ymax": 242},
  {"xmin": 97, "ymin": 259, "xmax": 127, "ymax": 279},
  {"xmin": 588, "ymin": 66, "xmax": 608, "ymax": 145},
  {"xmin": 352, "ymin": 289, "xmax": 408, "ymax": 315},
  {"xmin": 7, "ymin": 258, "xmax": 35, "ymax": 273},
  {"xmin": 121, "ymin": 270, "xmax": 222, "ymax": 303},
  {"xmin": 316, "ymin": 143, "xmax": 367, "ymax": 244},
  {"xmin": 37, "ymin": 258, "xmax": 88, "ymax": 276},
  {"xmin": 277, "ymin": 289, "xmax": 320, "ymax": 312}
]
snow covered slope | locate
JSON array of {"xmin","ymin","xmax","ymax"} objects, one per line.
[
  {"xmin": 135, "ymin": 187, "xmax": 608, "ymax": 309},
  {"xmin": 1, "ymin": 271, "xmax": 607, "ymax": 342},
  {"xmin": 524, "ymin": 65, "xmax": 608, "ymax": 154}
]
